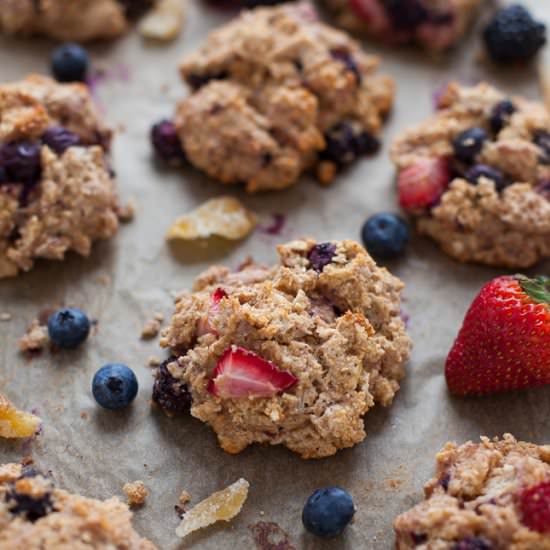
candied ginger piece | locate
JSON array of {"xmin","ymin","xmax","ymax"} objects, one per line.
[
  {"xmin": 0, "ymin": 393, "xmax": 41, "ymax": 438},
  {"xmin": 166, "ymin": 197, "xmax": 257, "ymax": 241},
  {"xmin": 175, "ymin": 478, "xmax": 249, "ymax": 538},
  {"xmin": 139, "ymin": 0, "xmax": 186, "ymax": 42}
]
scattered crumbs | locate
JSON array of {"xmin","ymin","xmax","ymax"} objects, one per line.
[
  {"xmin": 317, "ymin": 160, "xmax": 337, "ymax": 185},
  {"xmin": 259, "ymin": 510, "xmax": 265, "ymax": 516},
  {"xmin": 123, "ymin": 480, "xmax": 149, "ymax": 507},
  {"xmin": 175, "ymin": 505, "xmax": 185, "ymax": 518},
  {"xmin": 117, "ymin": 200, "xmax": 136, "ymax": 223},
  {"xmin": 259, "ymin": 213, "xmax": 286, "ymax": 236},
  {"xmin": 96, "ymin": 275, "xmax": 111, "ymax": 286},
  {"xmin": 141, "ymin": 313, "xmax": 164, "ymax": 340},
  {"xmin": 21, "ymin": 456, "xmax": 34, "ymax": 466},
  {"xmin": 19, "ymin": 320, "xmax": 49, "ymax": 353},
  {"xmin": 387, "ymin": 479, "xmax": 404, "ymax": 490},
  {"xmin": 148, "ymin": 355, "xmax": 162, "ymax": 367},
  {"xmin": 249, "ymin": 521, "xmax": 296, "ymax": 550},
  {"xmin": 179, "ymin": 490, "xmax": 191, "ymax": 505},
  {"xmin": 0, "ymin": 312, "xmax": 11, "ymax": 321},
  {"xmin": 80, "ymin": 411, "xmax": 89, "ymax": 420}
]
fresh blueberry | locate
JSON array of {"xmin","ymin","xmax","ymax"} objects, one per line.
[
  {"xmin": 330, "ymin": 50, "xmax": 362, "ymax": 85},
  {"xmin": 151, "ymin": 119, "xmax": 185, "ymax": 162},
  {"xmin": 302, "ymin": 487, "xmax": 355, "ymax": 538},
  {"xmin": 92, "ymin": 364, "xmax": 139, "ymax": 410},
  {"xmin": 451, "ymin": 537, "xmax": 492, "ymax": 550},
  {"xmin": 152, "ymin": 357, "xmax": 192, "ymax": 414},
  {"xmin": 42, "ymin": 127, "xmax": 81, "ymax": 154},
  {"xmin": 0, "ymin": 141, "xmax": 41, "ymax": 185},
  {"xmin": 452, "ymin": 128, "xmax": 487, "ymax": 163},
  {"xmin": 465, "ymin": 164, "xmax": 509, "ymax": 192},
  {"xmin": 489, "ymin": 100, "xmax": 516, "ymax": 134},
  {"xmin": 308, "ymin": 242, "xmax": 336, "ymax": 273},
  {"xmin": 51, "ymin": 43, "xmax": 89, "ymax": 83},
  {"xmin": 47, "ymin": 308, "xmax": 91, "ymax": 349},
  {"xmin": 361, "ymin": 213, "xmax": 409, "ymax": 259}
]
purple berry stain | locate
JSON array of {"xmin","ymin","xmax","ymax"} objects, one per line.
[
  {"xmin": 308, "ymin": 242, "xmax": 336, "ymax": 272},
  {"xmin": 151, "ymin": 120, "xmax": 185, "ymax": 163}
]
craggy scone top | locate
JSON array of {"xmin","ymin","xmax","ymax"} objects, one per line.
[
  {"xmin": 176, "ymin": 2, "xmax": 394, "ymax": 192},
  {"xmin": 394, "ymin": 434, "xmax": 550, "ymax": 549},
  {"xmin": 0, "ymin": 463, "xmax": 156, "ymax": 550},
  {"xmin": 156, "ymin": 239, "xmax": 411, "ymax": 459},
  {"xmin": 392, "ymin": 82, "xmax": 550, "ymax": 268},
  {"xmin": 0, "ymin": 75, "xmax": 121, "ymax": 278},
  {"xmin": 0, "ymin": 0, "xmax": 154, "ymax": 41}
]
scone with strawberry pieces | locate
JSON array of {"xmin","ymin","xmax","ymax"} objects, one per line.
[
  {"xmin": 154, "ymin": 239, "xmax": 411, "ymax": 459},
  {"xmin": 0, "ymin": 462, "xmax": 156, "ymax": 549},
  {"xmin": 154, "ymin": 2, "xmax": 393, "ymax": 191},
  {"xmin": 391, "ymin": 82, "xmax": 550, "ymax": 268},
  {"xmin": 0, "ymin": 75, "xmax": 123, "ymax": 278},
  {"xmin": 394, "ymin": 434, "xmax": 550, "ymax": 549}
]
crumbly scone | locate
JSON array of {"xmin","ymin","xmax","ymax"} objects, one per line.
[
  {"xmin": 0, "ymin": 463, "xmax": 156, "ymax": 549},
  {"xmin": 173, "ymin": 2, "xmax": 394, "ymax": 192},
  {"xmin": 394, "ymin": 434, "xmax": 550, "ymax": 549},
  {"xmin": 0, "ymin": 0, "xmax": 155, "ymax": 41},
  {"xmin": 391, "ymin": 82, "xmax": 550, "ymax": 268},
  {"xmin": 155, "ymin": 239, "xmax": 410, "ymax": 459},
  {"xmin": 323, "ymin": 0, "xmax": 482, "ymax": 51},
  {"xmin": 0, "ymin": 75, "xmax": 122, "ymax": 278}
]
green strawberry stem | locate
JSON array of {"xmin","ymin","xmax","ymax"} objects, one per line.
[{"xmin": 516, "ymin": 275, "xmax": 550, "ymax": 305}]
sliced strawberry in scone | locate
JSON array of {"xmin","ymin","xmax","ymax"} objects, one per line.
[
  {"xmin": 348, "ymin": 0, "xmax": 390, "ymax": 32},
  {"xmin": 398, "ymin": 157, "xmax": 450, "ymax": 210},
  {"xmin": 208, "ymin": 346, "xmax": 298, "ymax": 398},
  {"xmin": 197, "ymin": 288, "xmax": 228, "ymax": 337}
]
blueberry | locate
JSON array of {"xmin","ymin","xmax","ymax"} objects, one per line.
[
  {"xmin": 483, "ymin": 5, "xmax": 546, "ymax": 65},
  {"xmin": 320, "ymin": 123, "xmax": 379, "ymax": 166},
  {"xmin": 451, "ymin": 537, "xmax": 492, "ymax": 550},
  {"xmin": 92, "ymin": 364, "xmax": 139, "ymax": 410},
  {"xmin": 47, "ymin": 308, "xmax": 90, "ymax": 349},
  {"xmin": 465, "ymin": 164, "xmax": 509, "ymax": 192},
  {"xmin": 42, "ymin": 127, "xmax": 81, "ymax": 155},
  {"xmin": 0, "ymin": 141, "xmax": 41, "ymax": 185},
  {"xmin": 152, "ymin": 357, "xmax": 192, "ymax": 414},
  {"xmin": 0, "ymin": 166, "xmax": 7, "ymax": 184},
  {"xmin": 383, "ymin": 0, "xmax": 428, "ymax": 30},
  {"xmin": 411, "ymin": 533, "xmax": 428, "ymax": 544},
  {"xmin": 330, "ymin": 50, "xmax": 362, "ymax": 85},
  {"xmin": 452, "ymin": 128, "xmax": 487, "ymax": 163},
  {"xmin": 361, "ymin": 213, "xmax": 409, "ymax": 259},
  {"xmin": 5, "ymin": 486, "xmax": 54, "ymax": 522},
  {"xmin": 302, "ymin": 487, "xmax": 355, "ymax": 538},
  {"xmin": 150, "ymin": 119, "xmax": 185, "ymax": 162},
  {"xmin": 51, "ymin": 43, "xmax": 89, "ymax": 83},
  {"xmin": 308, "ymin": 242, "xmax": 336, "ymax": 273},
  {"xmin": 186, "ymin": 71, "xmax": 228, "ymax": 90},
  {"xmin": 489, "ymin": 100, "xmax": 516, "ymax": 134},
  {"xmin": 533, "ymin": 130, "xmax": 550, "ymax": 164}
]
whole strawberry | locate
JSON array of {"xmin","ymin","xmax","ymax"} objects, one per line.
[{"xmin": 446, "ymin": 275, "xmax": 550, "ymax": 396}]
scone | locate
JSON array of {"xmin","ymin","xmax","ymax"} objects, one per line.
[
  {"xmin": 0, "ymin": 75, "xmax": 122, "ymax": 278},
  {"xmin": 391, "ymin": 82, "xmax": 550, "ymax": 268},
  {"xmin": 168, "ymin": 2, "xmax": 394, "ymax": 192},
  {"xmin": 322, "ymin": 0, "xmax": 482, "ymax": 51},
  {"xmin": 0, "ymin": 0, "xmax": 154, "ymax": 42},
  {"xmin": 394, "ymin": 434, "xmax": 550, "ymax": 549},
  {"xmin": 154, "ymin": 239, "xmax": 411, "ymax": 459},
  {"xmin": 0, "ymin": 462, "xmax": 156, "ymax": 549}
]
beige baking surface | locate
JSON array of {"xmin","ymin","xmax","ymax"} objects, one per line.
[{"xmin": 1, "ymin": 1, "xmax": 550, "ymax": 548}]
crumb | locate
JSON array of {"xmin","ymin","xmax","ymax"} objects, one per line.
[
  {"xmin": 259, "ymin": 510, "xmax": 265, "ymax": 516},
  {"xmin": 316, "ymin": 161, "xmax": 337, "ymax": 185},
  {"xmin": 19, "ymin": 320, "xmax": 49, "ymax": 352},
  {"xmin": 387, "ymin": 478, "xmax": 403, "ymax": 489},
  {"xmin": 179, "ymin": 490, "xmax": 191, "ymax": 505},
  {"xmin": 80, "ymin": 411, "xmax": 89, "ymax": 420},
  {"xmin": 0, "ymin": 312, "xmax": 11, "ymax": 321},
  {"xmin": 96, "ymin": 275, "xmax": 111, "ymax": 286},
  {"xmin": 21, "ymin": 456, "xmax": 34, "ymax": 466},
  {"xmin": 148, "ymin": 355, "xmax": 161, "ymax": 367},
  {"xmin": 141, "ymin": 313, "xmax": 164, "ymax": 340},
  {"xmin": 175, "ymin": 505, "xmax": 185, "ymax": 518},
  {"xmin": 117, "ymin": 200, "xmax": 136, "ymax": 223},
  {"xmin": 123, "ymin": 480, "xmax": 149, "ymax": 507}
]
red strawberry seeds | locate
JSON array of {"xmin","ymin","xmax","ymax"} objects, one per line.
[
  {"xmin": 519, "ymin": 481, "xmax": 550, "ymax": 533},
  {"xmin": 445, "ymin": 275, "xmax": 550, "ymax": 396}
]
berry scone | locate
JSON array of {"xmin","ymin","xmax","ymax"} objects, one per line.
[
  {"xmin": 0, "ymin": 462, "xmax": 156, "ymax": 549},
  {"xmin": 0, "ymin": 75, "xmax": 122, "ymax": 278},
  {"xmin": 322, "ymin": 0, "xmax": 483, "ymax": 51},
  {"xmin": 0, "ymin": 0, "xmax": 155, "ymax": 41},
  {"xmin": 154, "ymin": 239, "xmax": 411, "ymax": 459},
  {"xmin": 391, "ymin": 82, "xmax": 550, "ymax": 268},
  {"xmin": 154, "ymin": 2, "xmax": 394, "ymax": 191},
  {"xmin": 394, "ymin": 434, "xmax": 550, "ymax": 549}
]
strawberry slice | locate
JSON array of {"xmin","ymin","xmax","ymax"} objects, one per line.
[
  {"xmin": 207, "ymin": 346, "xmax": 298, "ymax": 398},
  {"xmin": 348, "ymin": 0, "xmax": 390, "ymax": 32},
  {"xmin": 197, "ymin": 288, "xmax": 227, "ymax": 337},
  {"xmin": 398, "ymin": 157, "xmax": 450, "ymax": 211}
]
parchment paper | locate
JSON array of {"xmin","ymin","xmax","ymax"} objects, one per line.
[{"xmin": 1, "ymin": 2, "xmax": 550, "ymax": 548}]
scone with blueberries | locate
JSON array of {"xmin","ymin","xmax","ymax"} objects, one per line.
[
  {"xmin": 152, "ymin": 2, "xmax": 394, "ymax": 192},
  {"xmin": 391, "ymin": 82, "xmax": 550, "ymax": 268},
  {"xmin": 153, "ymin": 239, "xmax": 411, "ymax": 459}
]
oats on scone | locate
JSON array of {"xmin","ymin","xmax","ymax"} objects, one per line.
[
  {"xmin": 394, "ymin": 434, "xmax": 550, "ymax": 549},
  {"xmin": 0, "ymin": 0, "xmax": 155, "ymax": 41},
  {"xmin": 0, "ymin": 463, "xmax": 156, "ymax": 549},
  {"xmin": 0, "ymin": 75, "xmax": 123, "ymax": 278},
  {"xmin": 391, "ymin": 82, "xmax": 550, "ymax": 268},
  {"xmin": 155, "ymin": 2, "xmax": 393, "ymax": 192},
  {"xmin": 154, "ymin": 239, "xmax": 410, "ymax": 459},
  {"xmin": 323, "ymin": 0, "xmax": 482, "ymax": 51}
]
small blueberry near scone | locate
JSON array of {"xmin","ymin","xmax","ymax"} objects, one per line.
[
  {"xmin": 361, "ymin": 213, "xmax": 409, "ymax": 259},
  {"xmin": 92, "ymin": 364, "xmax": 138, "ymax": 410},
  {"xmin": 51, "ymin": 43, "xmax": 89, "ymax": 83},
  {"xmin": 47, "ymin": 308, "xmax": 90, "ymax": 349},
  {"xmin": 302, "ymin": 487, "xmax": 355, "ymax": 538}
]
